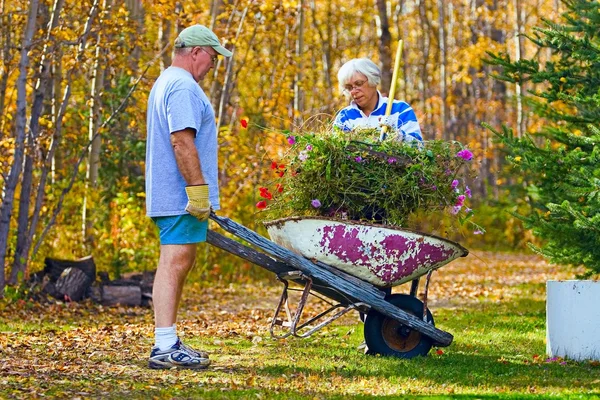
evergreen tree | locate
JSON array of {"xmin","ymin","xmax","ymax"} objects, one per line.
[{"xmin": 485, "ymin": 0, "xmax": 600, "ymax": 275}]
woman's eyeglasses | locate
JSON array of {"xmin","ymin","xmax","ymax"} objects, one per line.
[{"xmin": 343, "ymin": 79, "xmax": 367, "ymax": 92}]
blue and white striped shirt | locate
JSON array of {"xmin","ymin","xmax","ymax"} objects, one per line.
[{"xmin": 333, "ymin": 92, "xmax": 423, "ymax": 141}]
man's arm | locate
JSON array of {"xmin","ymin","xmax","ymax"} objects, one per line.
[
  {"xmin": 171, "ymin": 128, "xmax": 204, "ymax": 185},
  {"xmin": 171, "ymin": 128, "xmax": 211, "ymax": 221}
]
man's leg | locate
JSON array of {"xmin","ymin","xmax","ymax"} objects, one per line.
[{"xmin": 153, "ymin": 243, "xmax": 197, "ymax": 328}]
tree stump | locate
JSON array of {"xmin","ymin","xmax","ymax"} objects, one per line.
[
  {"xmin": 54, "ymin": 267, "xmax": 92, "ymax": 301},
  {"xmin": 41, "ymin": 256, "xmax": 96, "ymax": 301}
]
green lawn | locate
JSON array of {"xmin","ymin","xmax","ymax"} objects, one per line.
[{"xmin": 1, "ymin": 252, "xmax": 599, "ymax": 399}]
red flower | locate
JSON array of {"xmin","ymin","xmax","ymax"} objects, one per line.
[
  {"xmin": 270, "ymin": 161, "xmax": 278, "ymax": 170},
  {"xmin": 278, "ymin": 163, "xmax": 285, "ymax": 169},
  {"xmin": 240, "ymin": 118, "xmax": 248, "ymax": 129},
  {"xmin": 259, "ymin": 188, "xmax": 273, "ymax": 200},
  {"xmin": 259, "ymin": 187, "xmax": 273, "ymax": 199},
  {"xmin": 436, "ymin": 349, "xmax": 444, "ymax": 355},
  {"xmin": 276, "ymin": 184, "xmax": 284, "ymax": 193},
  {"xmin": 278, "ymin": 171, "xmax": 285, "ymax": 177},
  {"xmin": 256, "ymin": 200, "xmax": 267, "ymax": 209}
]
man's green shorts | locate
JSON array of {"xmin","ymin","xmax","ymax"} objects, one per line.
[{"xmin": 152, "ymin": 214, "xmax": 208, "ymax": 245}]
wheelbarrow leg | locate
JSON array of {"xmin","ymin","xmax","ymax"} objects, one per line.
[
  {"xmin": 409, "ymin": 278, "xmax": 420, "ymax": 297},
  {"xmin": 423, "ymin": 270, "xmax": 434, "ymax": 321},
  {"xmin": 269, "ymin": 271, "xmax": 312, "ymax": 339}
]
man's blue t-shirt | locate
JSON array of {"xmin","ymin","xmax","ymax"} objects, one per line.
[{"xmin": 145, "ymin": 67, "xmax": 220, "ymax": 217}]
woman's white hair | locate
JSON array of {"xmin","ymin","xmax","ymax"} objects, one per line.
[{"xmin": 337, "ymin": 58, "xmax": 381, "ymax": 95}]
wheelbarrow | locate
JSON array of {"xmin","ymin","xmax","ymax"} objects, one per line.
[{"xmin": 207, "ymin": 213, "xmax": 468, "ymax": 359}]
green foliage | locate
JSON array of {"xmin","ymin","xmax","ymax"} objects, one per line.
[
  {"xmin": 486, "ymin": 0, "xmax": 600, "ymax": 275},
  {"xmin": 258, "ymin": 128, "xmax": 482, "ymax": 232}
]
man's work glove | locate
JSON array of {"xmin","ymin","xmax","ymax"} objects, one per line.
[{"xmin": 185, "ymin": 184, "xmax": 211, "ymax": 221}]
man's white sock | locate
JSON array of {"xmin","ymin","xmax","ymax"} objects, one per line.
[{"xmin": 155, "ymin": 324, "xmax": 177, "ymax": 351}]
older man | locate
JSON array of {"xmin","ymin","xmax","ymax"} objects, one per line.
[{"xmin": 145, "ymin": 24, "xmax": 232, "ymax": 369}]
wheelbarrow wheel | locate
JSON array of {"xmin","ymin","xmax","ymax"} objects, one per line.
[{"xmin": 363, "ymin": 294, "xmax": 434, "ymax": 359}]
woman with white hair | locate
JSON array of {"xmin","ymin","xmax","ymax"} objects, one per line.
[{"xmin": 333, "ymin": 58, "xmax": 422, "ymax": 142}]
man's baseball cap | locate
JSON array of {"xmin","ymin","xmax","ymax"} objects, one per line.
[{"xmin": 174, "ymin": 25, "xmax": 233, "ymax": 57}]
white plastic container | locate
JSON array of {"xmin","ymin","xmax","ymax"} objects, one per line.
[{"xmin": 546, "ymin": 280, "xmax": 600, "ymax": 361}]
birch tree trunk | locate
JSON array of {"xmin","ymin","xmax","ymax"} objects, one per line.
[
  {"xmin": 82, "ymin": 0, "xmax": 108, "ymax": 248},
  {"xmin": 0, "ymin": 0, "xmax": 39, "ymax": 296},
  {"xmin": 437, "ymin": 0, "xmax": 449, "ymax": 140},
  {"xmin": 11, "ymin": 0, "xmax": 65, "ymax": 284},
  {"xmin": 513, "ymin": 0, "xmax": 524, "ymax": 137},
  {"xmin": 293, "ymin": 0, "xmax": 305, "ymax": 129}
]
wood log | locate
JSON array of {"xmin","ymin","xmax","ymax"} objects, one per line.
[
  {"xmin": 209, "ymin": 213, "xmax": 453, "ymax": 347},
  {"xmin": 101, "ymin": 285, "xmax": 142, "ymax": 306},
  {"xmin": 53, "ymin": 267, "xmax": 92, "ymax": 301}
]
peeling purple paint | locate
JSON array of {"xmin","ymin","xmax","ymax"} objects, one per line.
[{"xmin": 319, "ymin": 223, "xmax": 458, "ymax": 285}]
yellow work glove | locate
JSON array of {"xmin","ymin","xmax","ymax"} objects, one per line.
[{"xmin": 185, "ymin": 184, "xmax": 211, "ymax": 221}]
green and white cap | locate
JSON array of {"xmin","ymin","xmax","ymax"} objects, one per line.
[{"xmin": 174, "ymin": 25, "xmax": 233, "ymax": 57}]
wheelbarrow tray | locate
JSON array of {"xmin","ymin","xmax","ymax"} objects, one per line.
[
  {"xmin": 207, "ymin": 213, "xmax": 455, "ymax": 347},
  {"xmin": 264, "ymin": 216, "xmax": 468, "ymax": 288}
]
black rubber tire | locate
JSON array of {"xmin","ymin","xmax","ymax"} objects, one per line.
[{"xmin": 363, "ymin": 294, "xmax": 434, "ymax": 358}]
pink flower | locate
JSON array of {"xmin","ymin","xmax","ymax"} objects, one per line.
[
  {"xmin": 387, "ymin": 157, "xmax": 397, "ymax": 164},
  {"xmin": 355, "ymin": 156, "xmax": 362, "ymax": 163},
  {"xmin": 305, "ymin": 144, "xmax": 313, "ymax": 151},
  {"xmin": 311, "ymin": 199, "xmax": 321, "ymax": 208},
  {"xmin": 455, "ymin": 195, "xmax": 466, "ymax": 207},
  {"xmin": 457, "ymin": 149, "xmax": 473, "ymax": 161},
  {"xmin": 298, "ymin": 151, "xmax": 308, "ymax": 161},
  {"xmin": 287, "ymin": 136, "xmax": 296, "ymax": 145},
  {"xmin": 465, "ymin": 186, "xmax": 472, "ymax": 198},
  {"xmin": 473, "ymin": 230, "xmax": 483, "ymax": 235},
  {"xmin": 451, "ymin": 179, "xmax": 459, "ymax": 189},
  {"xmin": 450, "ymin": 206, "xmax": 462, "ymax": 215}
]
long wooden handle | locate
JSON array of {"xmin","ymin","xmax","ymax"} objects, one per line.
[{"xmin": 380, "ymin": 39, "xmax": 404, "ymax": 141}]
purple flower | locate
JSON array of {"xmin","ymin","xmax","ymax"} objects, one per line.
[
  {"xmin": 305, "ymin": 144, "xmax": 313, "ymax": 151},
  {"xmin": 431, "ymin": 185, "xmax": 437, "ymax": 191},
  {"xmin": 355, "ymin": 156, "xmax": 362, "ymax": 163},
  {"xmin": 451, "ymin": 179, "xmax": 459, "ymax": 189},
  {"xmin": 455, "ymin": 195, "xmax": 466, "ymax": 207},
  {"xmin": 473, "ymin": 230, "xmax": 483, "ymax": 235},
  {"xmin": 298, "ymin": 151, "xmax": 308, "ymax": 161},
  {"xmin": 450, "ymin": 206, "xmax": 462, "ymax": 215},
  {"xmin": 387, "ymin": 157, "xmax": 397, "ymax": 164},
  {"xmin": 287, "ymin": 136, "xmax": 296, "ymax": 145},
  {"xmin": 311, "ymin": 199, "xmax": 321, "ymax": 208},
  {"xmin": 457, "ymin": 149, "xmax": 473, "ymax": 161},
  {"xmin": 445, "ymin": 169, "xmax": 452, "ymax": 176},
  {"xmin": 465, "ymin": 186, "xmax": 472, "ymax": 198}
]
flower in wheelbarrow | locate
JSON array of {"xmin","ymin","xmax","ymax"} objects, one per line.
[
  {"xmin": 456, "ymin": 148, "xmax": 473, "ymax": 161},
  {"xmin": 256, "ymin": 200, "xmax": 267, "ymax": 209},
  {"xmin": 311, "ymin": 199, "xmax": 321, "ymax": 208}
]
